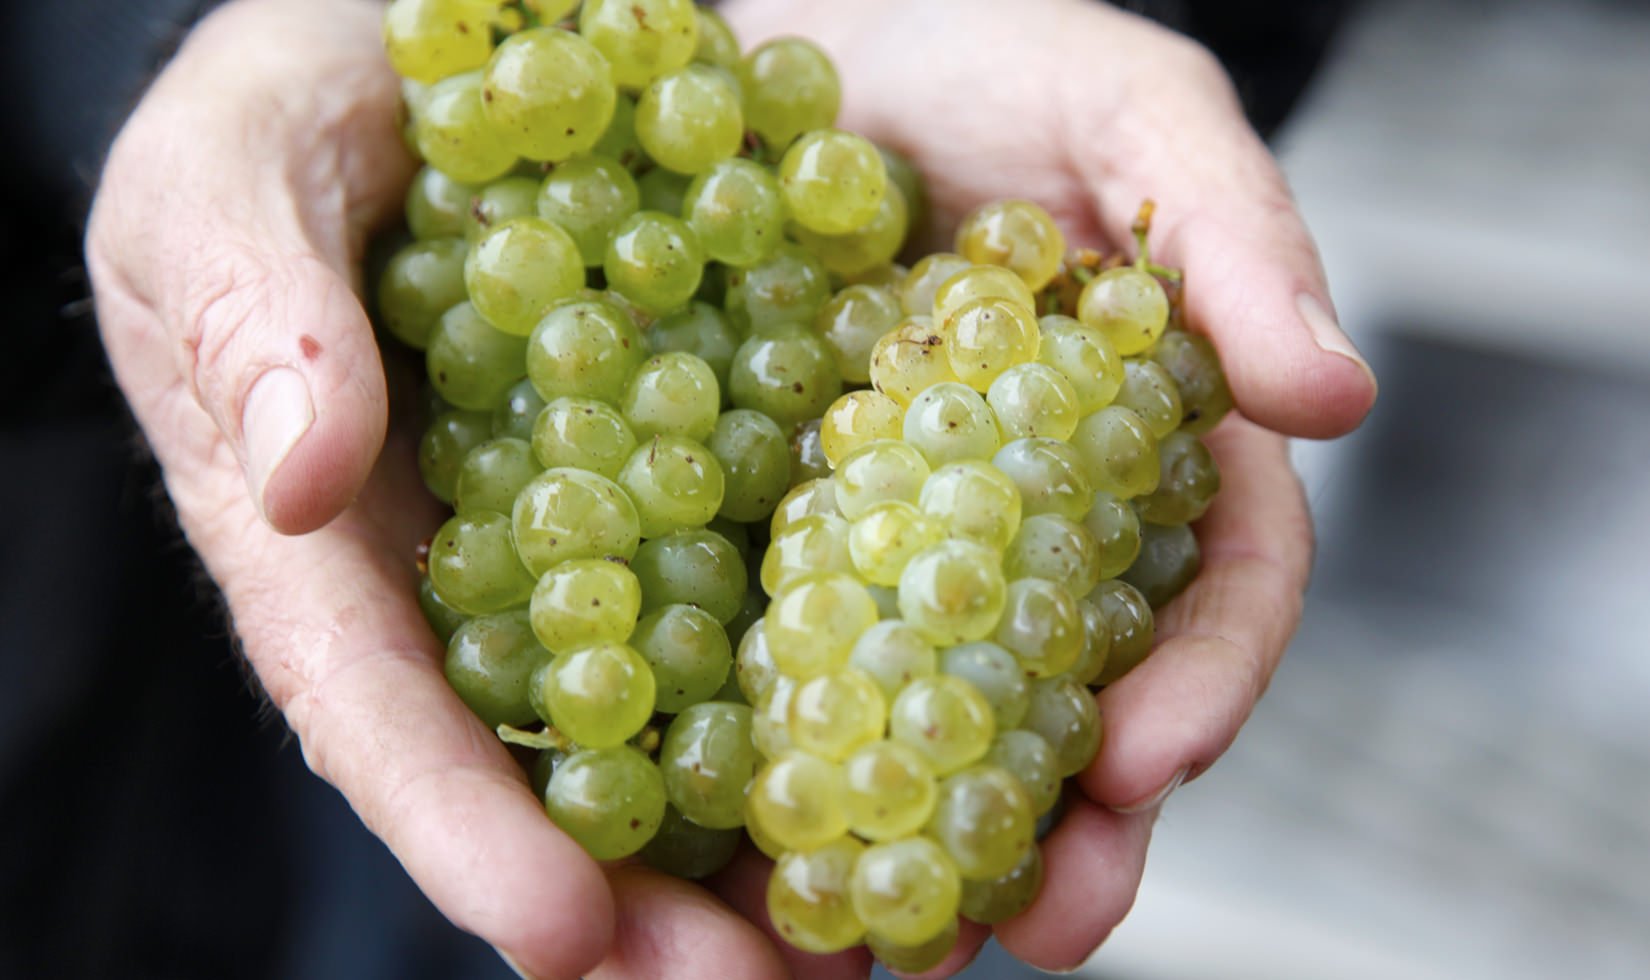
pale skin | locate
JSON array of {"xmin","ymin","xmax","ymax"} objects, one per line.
[{"xmin": 84, "ymin": 0, "xmax": 1377, "ymax": 977}]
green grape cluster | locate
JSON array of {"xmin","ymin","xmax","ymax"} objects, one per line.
[{"xmin": 377, "ymin": 2, "xmax": 1230, "ymax": 970}]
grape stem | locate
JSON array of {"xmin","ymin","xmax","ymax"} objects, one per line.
[
  {"xmin": 1131, "ymin": 199, "xmax": 1183, "ymax": 283},
  {"xmin": 496, "ymin": 723, "xmax": 574, "ymax": 752}
]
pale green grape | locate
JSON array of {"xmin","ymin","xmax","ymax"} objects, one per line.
[
  {"xmin": 648, "ymin": 301, "xmax": 741, "ymax": 394},
  {"xmin": 728, "ymin": 327, "xmax": 842, "ymax": 429},
  {"xmin": 525, "ymin": 296, "xmax": 647, "ymax": 402},
  {"xmin": 815, "ymin": 284, "xmax": 902, "ymax": 385},
  {"xmin": 849, "ymin": 501, "xmax": 945, "ymax": 587},
  {"xmin": 631, "ymin": 604, "xmax": 732, "ymax": 712},
  {"xmin": 789, "ymin": 418, "xmax": 832, "ymax": 485},
  {"xmin": 1020, "ymin": 676, "xmax": 1102, "ymax": 776},
  {"xmin": 630, "ymin": 528, "xmax": 747, "ymax": 624},
  {"xmin": 536, "ymin": 154, "xmax": 640, "ymax": 265},
  {"xmin": 642, "ymin": 803, "xmax": 742, "ymax": 879},
  {"xmin": 545, "ymin": 745, "xmax": 666, "ymax": 860},
  {"xmin": 848, "ymin": 620, "xmax": 937, "ymax": 702},
  {"xmin": 878, "ymin": 143, "xmax": 927, "ymax": 237},
  {"xmin": 1116, "ymin": 360, "xmax": 1184, "ymax": 439},
  {"xmin": 692, "ymin": 7, "xmax": 741, "ymax": 69},
  {"xmin": 415, "ymin": 71, "xmax": 517, "ymax": 184},
  {"xmin": 379, "ymin": 237, "xmax": 469, "ymax": 350},
  {"xmin": 778, "ymin": 129, "xmax": 886, "ymax": 234},
  {"xmin": 1069, "ymin": 596, "xmax": 1112, "ymax": 686},
  {"xmin": 1078, "ymin": 266, "xmax": 1169, "ymax": 356},
  {"xmin": 868, "ymin": 316, "xmax": 959, "ymax": 407},
  {"xmin": 1036, "ymin": 314, "xmax": 1124, "ymax": 413},
  {"xmin": 460, "ymin": 176, "xmax": 540, "ymax": 242},
  {"xmin": 427, "ymin": 301, "xmax": 528, "ymax": 410},
  {"xmin": 658, "ymin": 701, "xmax": 755, "ymax": 828},
  {"xmin": 405, "ymin": 165, "xmax": 474, "ymax": 240},
  {"xmin": 604, "ymin": 210, "xmax": 705, "ymax": 315},
  {"xmin": 738, "ymin": 38, "xmax": 840, "ymax": 147},
  {"xmin": 943, "ymin": 297, "xmax": 1040, "ymax": 392},
  {"xmin": 765, "ymin": 572, "xmax": 878, "ymax": 678},
  {"xmin": 636, "ymin": 64, "xmax": 743, "ymax": 174},
  {"xmin": 452, "ymin": 437, "xmax": 539, "ymax": 516},
  {"xmin": 592, "ymin": 93, "xmax": 645, "ymax": 170},
  {"xmin": 917, "ymin": 460, "xmax": 1022, "ymax": 551},
  {"xmin": 988, "ymin": 362, "xmax": 1081, "ymax": 442},
  {"xmin": 428, "ymin": 511, "xmax": 536, "ymax": 614},
  {"xmin": 748, "ymin": 751, "xmax": 849, "ymax": 853},
  {"xmin": 994, "ymin": 578, "xmax": 1083, "ymax": 679},
  {"xmin": 707, "ymin": 409, "xmax": 791, "ymax": 522},
  {"xmin": 579, "ymin": 0, "xmax": 698, "ymax": 90},
  {"xmin": 466, "ymin": 217, "xmax": 584, "ymax": 336},
  {"xmin": 991, "ymin": 437, "xmax": 1092, "ymax": 522},
  {"xmin": 851, "ymin": 836, "xmax": 960, "ymax": 948},
  {"xmin": 941, "ymin": 641, "xmax": 1030, "ymax": 731},
  {"xmin": 1120, "ymin": 521, "xmax": 1201, "ymax": 608},
  {"xmin": 420, "ymin": 574, "xmax": 470, "ymax": 645},
  {"xmin": 1150, "ymin": 329, "xmax": 1233, "ymax": 436},
  {"xmin": 820, "ymin": 390, "xmax": 903, "ymax": 467},
  {"xmin": 620, "ymin": 352, "xmax": 720, "ymax": 442},
  {"xmin": 889, "ymin": 675, "xmax": 995, "ymax": 776},
  {"xmin": 932, "ymin": 265, "xmax": 1035, "ymax": 328},
  {"xmin": 1069, "ymin": 405, "xmax": 1160, "ymax": 499},
  {"xmin": 761, "ymin": 512, "xmax": 854, "ymax": 594},
  {"xmin": 616, "ymin": 434, "xmax": 724, "ymax": 537},
  {"xmin": 1004, "ymin": 513, "xmax": 1102, "ymax": 599},
  {"xmin": 903, "ymin": 382, "xmax": 1001, "ymax": 466},
  {"xmin": 789, "ymin": 667, "xmax": 887, "ymax": 761},
  {"xmin": 523, "ymin": 0, "xmax": 581, "ymax": 22},
  {"xmin": 928, "ymin": 764, "xmax": 1035, "ymax": 880},
  {"xmin": 752, "ymin": 675, "xmax": 797, "ymax": 759},
  {"xmin": 530, "ymin": 559, "xmax": 642, "ymax": 653},
  {"xmin": 533, "ymin": 642, "xmax": 655, "ymax": 746},
  {"xmin": 868, "ymin": 919, "xmax": 958, "ymax": 975},
  {"xmin": 987, "ymin": 730, "xmax": 1061, "ymax": 816},
  {"xmin": 735, "ymin": 618, "xmax": 778, "ymax": 703},
  {"xmin": 834, "ymin": 440, "xmax": 930, "ymax": 520},
  {"xmin": 769, "ymin": 479, "xmax": 840, "ymax": 537},
  {"xmin": 1083, "ymin": 491, "xmax": 1143, "ymax": 580},
  {"xmin": 530, "ymin": 396, "xmax": 637, "ymax": 477},
  {"xmin": 512, "ymin": 467, "xmax": 641, "ymax": 575},
  {"xmin": 491, "ymin": 378, "xmax": 546, "ymax": 441},
  {"xmin": 955, "ymin": 199, "xmax": 1065, "ymax": 292},
  {"xmin": 766, "ymin": 836, "xmax": 864, "ymax": 954},
  {"xmin": 481, "ymin": 28, "xmax": 614, "ymax": 162},
  {"xmin": 444, "ymin": 610, "xmax": 549, "ymax": 728},
  {"xmin": 683, "ymin": 158, "xmax": 785, "ymax": 267},
  {"xmin": 419, "ymin": 408, "xmax": 492, "ymax": 502},
  {"xmin": 637, "ymin": 167, "xmax": 691, "ymax": 217},
  {"xmin": 788, "ymin": 181, "xmax": 909, "ymax": 278},
  {"xmin": 1135, "ymin": 431, "xmax": 1220, "ymax": 526},
  {"xmin": 842, "ymin": 739, "xmax": 937, "ymax": 841},
  {"xmin": 383, "ymin": 0, "xmax": 495, "ymax": 84},
  {"xmin": 958, "ymin": 843, "xmax": 1043, "ymax": 923},
  {"xmin": 897, "ymin": 540, "xmax": 1008, "ymax": 646},
  {"xmin": 900, "ymin": 253, "xmax": 972, "ymax": 318},
  {"xmin": 723, "ymin": 243, "xmax": 831, "ymax": 334}
]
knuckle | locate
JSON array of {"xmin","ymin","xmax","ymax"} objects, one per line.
[{"xmin": 173, "ymin": 241, "xmax": 281, "ymax": 415}]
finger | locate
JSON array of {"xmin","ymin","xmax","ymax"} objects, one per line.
[
  {"xmin": 992, "ymin": 799, "xmax": 1155, "ymax": 971},
  {"xmin": 1079, "ymin": 418, "xmax": 1312, "ymax": 810},
  {"xmin": 709, "ymin": 846, "xmax": 876, "ymax": 979},
  {"xmin": 86, "ymin": 0, "xmax": 413, "ymax": 534},
  {"xmin": 591, "ymin": 866, "xmax": 789, "ymax": 980}
]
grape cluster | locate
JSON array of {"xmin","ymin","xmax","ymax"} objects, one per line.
[{"xmin": 377, "ymin": 0, "xmax": 1230, "ymax": 969}]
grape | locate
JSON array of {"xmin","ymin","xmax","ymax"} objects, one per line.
[
  {"xmin": 1078, "ymin": 266, "xmax": 1169, "ymax": 356},
  {"xmin": 536, "ymin": 154, "xmax": 640, "ymax": 266},
  {"xmin": 766, "ymin": 836, "xmax": 865, "ymax": 954},
  {"xmin": 405, "ymin": 165, "xmax": 474, "ymax": 240},
  {"xmin": 383, "ymin": 0, "xmax": 495, "ymax": 84},
  {"xmin": 511, "ymin": 467, "xmax": 641, "ymax": 575},
  {"xmin": 994, "ymin": 578, "xmax": 1083, "ymax": 679},
  {"xmin": 748, "ymin": 751, "xmax": 849, "ymax": 853},
  {"xmin": 940, "ymin": 642, "xmax": 1030, "ymax": 731},
  {"xmin": 851, "ymin": 836, "xmax": 960, "ymax": 948},
  {"xmin": 738, "ymin": 38, "xmax": 841, "ymax": 147},
  {"xmin": 820, "ymin": 390, "xmax": 904, "ymax": 467},
  {"xmin": 958, "ymin": 843, "xmax": 1043, "ymax": 924},
  {"xmin": 723, "ymin": 243, "xmax": 832, "ymax": 334},
  {"xmin": 579, "ymin": 0, "xmax": 698, "ymax": 90},
  {"xmin": 987, "ymin": 362, "xmax": 1081, "ymax": 442},
  {"xmin": 379, "ymin": 237, "xmax": 469, "ymax": 350},
  {"xmin": 955, "ymin": 199, "xmax": 1065, "ymax": 292},
  {"xmin": 444, "ymin": 610, "xmax": 549, "ymax": 728},
  {"xmin": 789, "ymin": 668, "xmax": 888, "ymax": 762},
  {"xmin": 1150, "ymin": 329, "xmax": 1233, "ymax": 435},
  {"xmin": 592, "ymin": 92, "xmax": 645, "ymax": 169},
  {"xmin": 986, "ymin": 730, "xmax": 1061, "ymax": 816},
  {"xmin": 426, "ymin": 301, "xmax": 528, "ymax": 410},
  {"xmin": 752, "ymin": 675, "xmax": 797, "ymax": 759},
  {"xmin": 778, "ymin": 129, "xmax": 887, "ymax": 234},
  {"xmin": 632, "ymin": 604, "xmax": 733, "ymax": 712},
  {"xmin": 532, "ymin": 642, "xmax": 656, "ymax": 747},
  {"xmin": 419, "ymin": 408, "xmax": 492, "ymax": 502},
  {"xmin": 1069, "ymin": 597, "xmax": 1112, "ymax": 687},
  {"xmin": 868, "ymin": 919, "xmax": 958, "ymax": 975},
  {"xmin": 692, "ymin": 7, "xmax": 741, "ymax": 70},
  {"xmin": 466, "ymin": 217, "xmax": 585, "ymax": 336},
  {"xmin": 848, "ymin": 620, "xmax": 938, "ymax": 702},
  {"xmin": 1083, "ymin": 491, "xmax": 1144, "ymax": 580},
  {"xmin": 636, "ymin": 166, "xmax": 691, "ymax": 217},
  {"xmin": 765, "ymin": 572, "xmax": 878, "ymax": 679},
  {"xmin": 616, "ymin": 434, "xmax": 724, "ymax": 537},
  {"xmin": 943, "ymin": 296, "xmax": 1040, "ymax": 391},
  {"xmin": 902, "ymin": 382, "xmax": 1001, "ymax": 467},
  {"xmin": 604, "ymin": 211, "xmax": 706, "ymax": 315},
  {"xmin": 529, "ymin": 558, "xmax": 642, "ymax": 653},
  {"xmin": 815, "ymin": 284, "xmax": 902, "ymax": 384},
  {"xmin": 899, "ymin": 253, "xmax": 972, "ymax": 318},
  {"xmin": 770, "ymin": 478, "xmax": 840, "ymax": 537},
  {"xmin": 636, "ymin": 64, "xmax": 744, "ymax": 174},
  {"xmin": 630, "ymin": 529, "xmax": 748, "ymax": 624},
  {"xmin": 683, "ymin": 158, "xmax": 786, "ymax": 267},
  {"xmin": 834, "ymin": 439, "xmax": 930, "ymax": 520},
  {"xmin": 530, "ymin": 396, "xmax": 637, "ymax": 477},
  {"xmin": 849, "ymin": 501, "xmax": 945, "ymax": 587},
  {"xmin": 1088, "ymin": 579, "xmax": 1155, "ymax": 686},
  {"xmin": 620, "ymin": 352, "xmax": 720, "ymax": 442},
  {"xmin": 419, "ymin": 574, "xmax": 470, "ymax": 645},
  {"xmin": 1020, "ymin": 676, "xmax": 1101, "ymax": 777},
  {"xmin": 461, "ymin": 176, "xmax": 540, "ymax": 242},
  {"xmin": 789, "ymin": 417, "xmax": 832, "ymax": 485},
  {"xmin": 491, "ymin": 378, "xmax": 546, "ymax": 441},
  {"xmin": 642, "ymin": 804, "xmax": 741, "ymax": 879},
  {"xmin": 415, "ymin": 71, "xmax": 518, "ymax": 183},
  {"xmin": 525, "ymin": 296, "xmax": 647, "ymax": 402},
  {"xmin": 868, "ymin": 316, "xmax": 959, "ymax": 406},
  {"xmin": 707, "ymin": 409, "xmax": 791, "ymax": 522},
  {"xmin": 1115, "ymin": 360, "xmax": 1185, "ymax": 440},
  {"xmin": 1120, "ymin": 521, "xmax": 1201, "ymax": 608},
  {"xmin": 1036, "ymin": 314, "xmax": 1124, "ymax": 414},
  {"xmin": 917, "ymin": 460, "xmax": 1022, "ymax": 552},
  {"xmin": 735, "ymin": 618, "xmax": 778, "ymax": 704},
  {"xmin": 991, "ymin": 437, "xmax": 1092, "ymax": 522},
  {"xmin": 545, "ymin": 745, "xmax": 666, "ymax": 860},
  {"xmin": 932, "ymin": 265, "xmax": 1036, "ymax": 327},
  {"xmin": 648, "ymin": 301, "xmax": 741, "ymax": 394},
  {"xmin": 760, "ymin": 513, "xmax": 853, "ymax": 594},
  {"xmin": 728, "ymin": 327, "xmax": 842, "ymax": 429},
  {"xmin": 1004, "ymin": 513, "xmax": 1102, "ymax": 599},
  {"xmin": 928, "ymin": 764, "xmax": 1034, "ymax": 880},
  {"xmin": 1069, "ymin": 405, "xmax": 1160, "ymax": 499},
  {"xmin": 724, "ymin": 585, "xmax": 765, "ymax": 648},
  {"xmin": 897, "ymin": 540, "xmax": 1008, "ymax": 646},
  {"xmin": 659, "ymin": 701, "xmax": 756, "ymax": 828},
  {"xmin": 428, "ymin": 511, "xmax": 536, "ymax": 614},
  {"xmin": 788, "ymin": 181, "xmax": 909, "ymax": 278},
  {"xmin": 877, "ymin": 144, "xmax": 927, "ymax": 238},
  {"xmin": 889, "ymin": 675, "xmax": 995, "ymax": 776},
  {"xmin": 452, "ymin": 437, "xmax": 539, "ymax": 516},
  {"xmin": 1135, "ymin": 430, "xmax": 1220, "ymax": 526},
  {"xmin": 840, "ymin": 740, "xmax": 937, "ymax": 843}
]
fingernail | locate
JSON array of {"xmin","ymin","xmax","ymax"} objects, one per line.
[
  {"xmin": 242, "ymin": 366, "xmax": 314, "ymax": 515},
  {"xmin": 1297, "ymin": 293, "xmax": 1377, "ymax": 390},
  {"xmin": 497, "ymin": 949, "xmax": 539, "ymax": 980},
  {"xmin": 1111, "ymin": 764, "xmax": 1191, "ymax": 815}
]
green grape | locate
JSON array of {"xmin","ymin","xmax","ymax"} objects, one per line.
[
  {"xmin": 530, "ymin": 396, "xmax": 637, "ymax": 477},
  {"xmin": 890, "ymin": 675, "xmax": 995, "ymax": 776},
  {"xmin": 727, "ymin": 327, "xmax": 842, "ymax": 429},
  {"xmin": 932, "ymin": 265, "xmax": 1035, "ymax": 328},
  {"xmin": 815, "ymin": 284, "xmax": 902, "ymax": 385},
  {"xmin": 658, "ymin": 701, "xmax": 755, "ymax": 828},
  {"xmin": 1116, "ymin": 360, "xmax": 1184, "ymax": 440},
  {"xmin": 636, "ymin": 64, "xmax": 743, "ymax": 174},
  {"xmin": 525, "ymin": 296, "xmax": 647, "ymax": 402},
  {"xmin": 1135, "ymin": 431, "xmax": 1221, "ymax": 526},
  {"xmin": 1069, "ymin": 405, "xmax": 1161, "ymax": 499},
  {"xmin": 648, "ymin": 301, "xmax": 741, "ymax": 395},
  {"xmin": 1004, "ymin": 514, "xmax": 1102, "ymax": 599},
  {"xmin": 466, "ymin": 217, "xmax": 584, "ymax": 336},
  {"xmin": 788, "ymin": 181, "xmax": 909, "ymax": 278},
  {"xmin": 848, "ymin": 620, "xmax": 938, "ymax": 702},
  {"xmin": 868, "ymin": 919, "xmax": 958, "ymax": 975},
  {"xmin": 868, "ymin": 316, "xmax": 958, "ymax": 407},
  {"xmin": 460, "ymin": 176, "xmax": 540, "ymax": 243},
  {"xmin": 1020, "ymin": 676, "xmax": 1102, "ymax": 776},
  {"xmin": 491, "ymin": 378, "xmax": 546, "ymax": 441},
  {"xmin": 994, "ymin": 578, "xmax": 1083, "ymax": 679},
  {"xmin": 723, "ymin": 243, "xmax": 831, "ymax": 334},
  {"xmin": 529, "ymin": 746, "xmax": 568, "ymax": 800},
  {"xmin": 420, "ymin": 574, "xmax": 470, "ymax": 645},
  {"xmin": 419, "ymin": 408, "xmax": 492, "ymax": 502},
  {"xmin": 632, "ymin": 604, "xmax": 732, "ymax": 712},
  {"xmin": 1069, "ymin": 596, "xmax": 1112, "ymax": 686},
  {"xmin": 766, "ymin": 836, "xmax": 865, "ymax": 954},
  {"xmin": 738, "ymin": 38, "xmax": 840, "ymax": 148},
  {"xmin": 877, "ymin": 144, "xmax": 927, "ymax": 240},
  {"xmin": 426, "ymin": 301, "xmax": 528, "ymax": 410},
  {"xmin": 682, "ymin": 158, "xmax": 785, "ymax": 268},
  {"xmin": 707, "ymin": 409, "xmax": 791, "ymax": 522},
  {"xmin": 533, "ymin": 642, "xmax": 655, "ymax": 746},
  {"xmin": 986, "ymin": 731, "xmax": 1060, "ymax": 816},
  {"xmin": 1119, "ymin": 521, "xmax": 1201, "ymax": 609},
  {"xmin": 512, "ymin": 467, "xmax": 641, "ymax": 575},
  {"xmin": 399, "ymin": 78, "xmax": 427, "ymax": 153},
  {"xmin": 579, "ymin": 0, "xmax": 698, "ymax": 90},
  {"xmin": 897, "ymin": 540, "xmax": 1008, "ymax": 646},
  {"xmin": 1078, "ymin": 266, "xmax": 1169, "ymax": 356},
  {"xmin": 692, "ymin": 7, "xmax": 741, "ymax": 69},
  {"xmin": 1083, "ymin": 491, "xmax": 1144, "ymax": 579},
  {"xmin": 592, "ymin": 93, "xmax": 645, "ymax": 170},
  {"xmin": 536, "ymin": 154, "xmax": 640, "ymax": 266},
  {"xmin": 868, "ymin": 584, "xmax": 902, "ymax": 620},
  {"xmin": 735, "ymin": 617, "xmax": 778, "ymax": 703},
  {"xmin": 917, "ymin": 460, "xmax": 1022, "ymax": 551},
  {"xmin": 851, "ymin": 836, "xmax": 960, "ymax": 948},
  {"xmin": 760, "ymin": 513, "xmax": 853, "ymax": 594},
  {"xmin": 789, "ymin": 418, "xmax": 832, "ymax": 486},
  {"xmin": 748, "ymin": 751, "xmax": 849, "ymax": 853},
  {"xmin": 765, "ymin": 572, "xmax": 878, "ymax": 679},
  {"xmin": 955, "ymin": 199, "xmax": 1065, "ymax": 292},
  {"xmin": 642, "ymin": 804, "xmax": 742, "ymax": 879},
  {"xmin": 725, "ymin": 585, "xmax": 765, "ymax": 649},
  {"xmin": 902, "ymin": 383, "xmax": 1000, "ymax": 467},
  {"xmin": 841, "ymin": 739, "xmax": 937, "ymax": 842},
  {"xmin": 604, "ymin": 211, "xmax": 706, "ymax": 315},
  {"xmin": 820, "ymin": 390, "xmax": 904, "ymax": 467},
  {"xmin": 481, "ymin": 28, "xmax": 615, "ymax": 162},
  {"xmin": 428, "ymin": 511, "xmax": 536, "ymax": 614},
  {"xmin": 988, "ymin": 362, "xmax": 1081, "ymax": 442},
  {"xmin": 958, "ymin": 843, "xmax": 1043, "ymax": 924},
  {"xmin": 928, "ymin": 764, "xmax": 1035, "ymax": 880},
  {"xmin": 1036, "ymin": 314, "xmax": 1124, "ymax": 413},
  {"xmin": 452, "ymin": 437, "xmax": 540, "ymax": 516},
  {"xmin": 637, "ymin": 166, "xmax": 691, "ymax": 216},
  {"xmin": 849, "ymin": 501, "xmax": 945, "ymax": 587},
  {"xmin": 630, "ymin": 528, "xmax": 747, "ymax": 624},
  {"xmin": 415, "ymin": 71, "xmax": 517, "ymax": 183},
  {"xmin": 778, "ymin": 129, "xmax": 886, "ymax": 234},
  {"xmin": 444, "ymin": 610, "xmax": 548, "ymax": 728},
  {"xmin": 620, "ymin": 352, "xmax": 720, "ymax": 442},
  {"xmin": 523, "ymin": 0, "xmax": 581, "ymax": 22},
  {"xmin": 383, "ymin": 0, "xmax": 495, "ymax": 84},
  {"xmin": 752, "ymin": 675, "xmax": 797, "ymax": 759},
  {"xmin": 405, "ymin": 165, "xmax": 474, "ymax": 240},
  {"xmin": 769, "ymin": 479, "xmax": 841, "ymax": 537},
  {"xmin": 786, "ymin": 668, "xmax": 885, "ymax": 764},
  {"xmin": 616, "ymin": 434, "xmax": 725, "ymax": 537},
  {"xmin": 1150, "ymin": 329, "xmax": 1233, "ymax": 435},
  {"xmin": 529, "ymin": 559, "xmax": 642, "ymax": 653},
  {"xmin": 991, "ymin": 437, "xmax": 1092, "ymax": 522},
  {"xmin": 379, "ymin": 237, "xmax": 469, "ymax": 350},
  {"xmin": 900, "ymin": 253, "xmax": 972, "ymax": 318},
  {"xmin": 845, "ymin": 259, "xmax": 907, "ymax": 286},
  {"xmin": 545, "ymin": 745, "xmax": 666, "ymax": 860},
  {"xmin": 943, "ymin": 297, "xmax": 1041, "ymax": 391},
  {"xmin": 941, "ymin": 642, "xmax": 1030, "ymax": 731}
]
